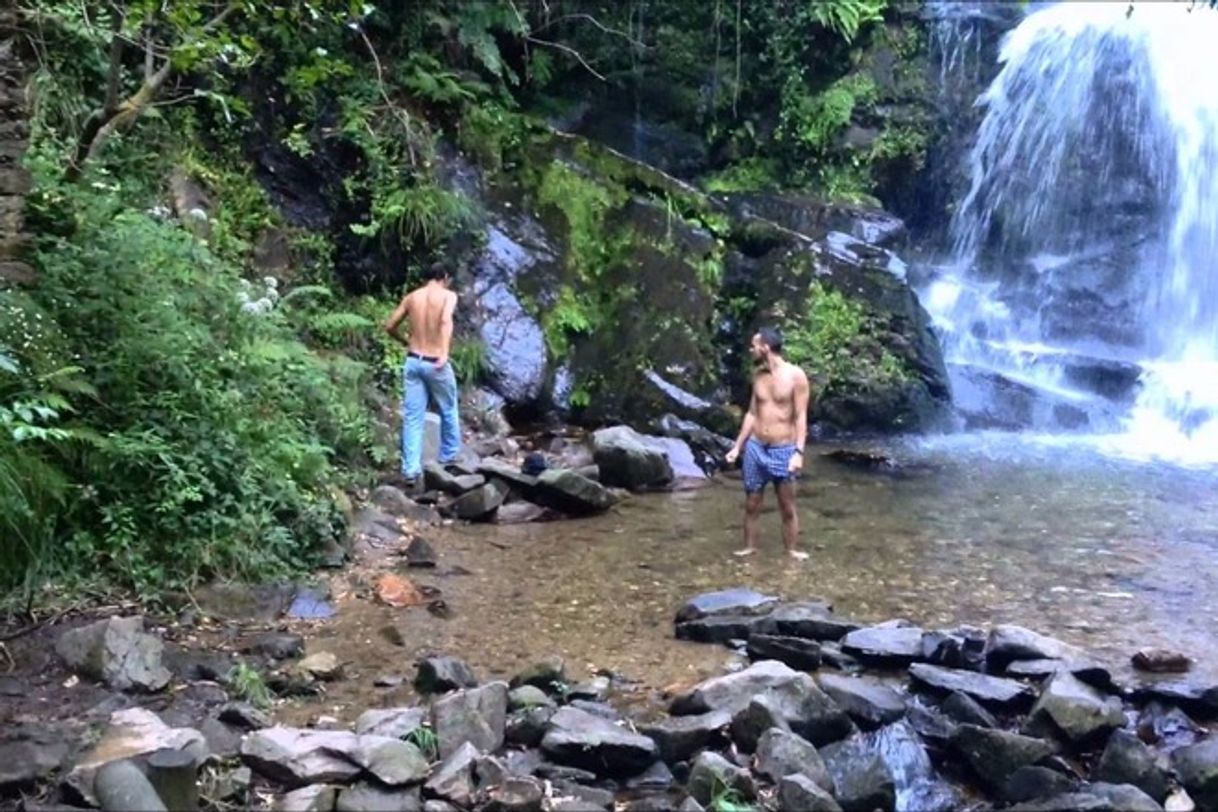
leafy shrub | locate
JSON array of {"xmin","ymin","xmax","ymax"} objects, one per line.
[{"xmin": 22, "ymin": 175, "xmax": 373, "ymax": 596}]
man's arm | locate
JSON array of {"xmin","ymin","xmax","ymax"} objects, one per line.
[
  {"xmin": 434, "ymin": 291, "xmax": 456, "ymax": 368},
  {"xmin": 384, "ymin": 294, "xmax": 411, "ymax": 348},
  {"xmin": 725, "ymin": 387, "xmax": 757, "ymax": 465},
  {"xmin": 789, "ymin": 370, "xmax": 811, "ymax": 472}
]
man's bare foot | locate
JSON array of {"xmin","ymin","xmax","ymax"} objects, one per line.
[
  {"xmin": 787, "ymin": 550, "xmax": 809, "ymax": 560},
  {"xmin": 732, "ymin": 548, "xmax": 757, "ymax": 558}
]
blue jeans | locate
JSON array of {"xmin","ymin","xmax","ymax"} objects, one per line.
[{"xmin": 401, "ymin": 356, "xmax": 461, "ymax": 478}]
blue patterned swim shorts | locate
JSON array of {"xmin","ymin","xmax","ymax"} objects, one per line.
[{"xmin": 742, "ymin": 437, "xmax": 799, "ymax": 493}]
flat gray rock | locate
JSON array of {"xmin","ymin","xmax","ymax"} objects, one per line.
[
  {"xmin": 909, "ymin": 663, "xmax": 1035, "ymax": 711},
  {"xmin": 986, "ymin": 625, "xmax": 1086, "ymax": 668},
  {"xmin": 842, "ymin": 625, "xmax": 926, "ymax": 663},
  {"xmin": 675, "ymin": 589, "xmax": 779, "ymax": 623},
  {"xmin": 540, "ymin": 706, "xmax": 658, "ymax": 777},
  {"xmin": 951, "ymin": 724, "xmax": 1056, "ymax": 792},
  {"xmin": 55, "ymin": 616, "xmax": 171, "ymax": 692},
  {"xmin": 353, "ymin": 737, "xmax": 429, "ymax": 786},
  {"xmin": 669, "ymin": 660, "xmax": 806, "ymax": 716},
  {"xmin": 638, "ymin": 710, "xmax": 732, "ymax": 764},
  {"xmin": 818, "ymin": 673, "xmax": 906, "ymax": 729},
  {"xmin": 241, "ymin": 727, "xmax": 361, "ymax": 788},
  {"xmin": 754, "ymin": 728, "xmax": 833, "ymax": 791}
]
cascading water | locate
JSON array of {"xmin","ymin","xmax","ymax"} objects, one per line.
[{"xmin": 923, "ymin": 0, "xmax": 1218, "ymax": 466}]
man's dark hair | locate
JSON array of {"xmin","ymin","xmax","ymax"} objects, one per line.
[
  {"xmin": 758, "ymin": 326, "xmax": 784, "ymax": 354},
  {"xmin": 424, "ymin": 261, "xmax": 449, "ymax": 281}
]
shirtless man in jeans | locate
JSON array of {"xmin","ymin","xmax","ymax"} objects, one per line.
[
  {"xmin": 724, "ymin": 327, "xmax": 811, "ymax": 559},
  {"xmin": 384, "ymin": 262, "xmax": 461, "ymax": 486}
]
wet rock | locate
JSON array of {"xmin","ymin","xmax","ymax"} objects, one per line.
[
  {"xmin": 746, "ymin": 634, "xmax": 822, "ymax": 670},
  {"xmin": 470, "ymin": 269, "xmax": 548, "ymax": 409},
  {"xmin": 540, "ymin": 706, "xmax": 659, "ymax": 777},
  {"xmin": 0, "ymin": 733, "xmax": 69, "ymax": 790},
  {"xmin": 906, "ymin": 700, "xmax": 957, "ymax": 749},
  {"xmin": 353, "ymin": 737, "xmax": 429, "ymax": 787},
  {"xmin": 820, "ymin": 642, "xmax": 865, "ymax": 673},
  {"xmin": 730, "ymin": 679, "xmax": 855, "ymax": 750},
  {"xmin": 509, "ymin": 685, "xmax": 555, "ymax": 711},
  {"xmin": 404, "ymin": 537, "xmax": 437, "ymax": 568},
  {"xmin": 1172, "ymin": 737, "xmax": 1218, "ymax": 811},
  {"xmin": 531, "ymin": 468, "xmax": 617, "ymax": 515},
  {"xmin": 424, "ymin": 463, "xmax": 485, "ymax": 496},
  {"xmin": 1132, "ymin": 681, "xmax": 1218, "ymax": 719},
  {"xmin": 841, "ymin": 625, "xmax": 926, "ymax": 664},
  {"xmin": 220, "ymin": 702, "xmax": 272, "ymax": 730},
  {"xmin": 336, "ymin": 783, "xmax": 423, "ymax": 812},
  {"xmin": 415, "ymin": 657, "xmax": 478, "ymax": 694},
  {"xmin": 1005, "ymin": 658, "xmax": 1114, "ymax": 688},
  {"xmin": 372, "ymin": 485, "xmax": 440, "ymax": 524},
  {"xmin": 66, "ymin": 708, "xmax": 207, "ymax": 805},
  {"xmin": 686, "ymin": 751, "xmax": 756, "ymax": 806},
  {"xmin": 1137, "ymin": 701, "xmax": 1204, "ymax": 749},
  {"xmin": 431, "ymin": 682, "xmax": 508, "ymax": 757},
  {"xmin": 356, "ymin": 707, "xmax": 427, "ymax": 739},
  {"xmin": 951, "ymin": 724, "xmax": 1056, "ymax": 792},
  {"xmin": 779, "ymin": 774, "xmax": 844, "ymax": 812},
  {"xmin": 568, "ymin": 677, "xmax": 611, "ymax": 703},
  {"xmin": 941, "ymin": 690, "xmax": 998, "ymax": 728},
  {"xmin": 249, "ymin": 632, "xmax": 306, "ymax": 661},
  {"xmin": 675, "ymin": 588, "xmax": 779, "ymax": 623},
  {"xmin": 591, "ymin": 426, "xmax": 674, "ymax": 491},
  {"xmin": 1001, "ymin": 765, "xmax": 1079, "ymax": 804},
  {"xmin": 547, "ymin": 780, "xmax": 613, "ymax": 809},
  {"xmin": 275, "ymin": 784, "xmax": 338, "ymax": 812},
  {"xmin": 818, "ymin": 673, "xmax": 906, "ymax": 729},
  {"xmin": 494, "ymin": 501, "xmax": 552, "ymax": 524},
  {"xmin": 626, "ymin": 760, "xmax": 674, "ymax": 792},
  {"xmin": 1133, "ymin": 648, "xmax": 1192, "ymax": 674},
  {"xmin": 449, "ymin": 482, "xmax": 507, "ymax": 521},
  {"xmin": 0, "ymin": 676, "xmax": 24, "ymax": 697},
  {"xmin": 1007, "ymin": 783, "xmax": 1162, "ymax": 812},
  {"xmin": 921, "ymin": 627, "xmax": 988, "ymax": 671},
  {"xmin": 767, "ymin": 601, "xmax": 859, "ymax": 641},
  {"xmin": 241, "ymin": 727, "xmax": 360, "ymax": 788},
  {"xmin": 674, "ymin": 614, "xmax": 774, "ymax": 644},
  {"xmin": 669, "ymin": 660, "xmax": 807, "ymax": 716},
  {"xmin": 986, "ymin": 625, "xmax": 1086, "ymax": 668},
  {"xmin": 299, "ymin": 652, "xmax": 343, "ymax": 681},
  {"xmin": 909, "ymin": 663, "xmax": 1035, "ymax": 711},
  {"xmin": 213, "ymin": 766, "xmax": 253, "ymax": 804},
  {"xmin": 55, "ymin": 616, "xmax": 172, "ymax": 692},
  {"xmin": 477, "ymin": 459, "xmax": 541, "ymax": 494},
  {"xmin": 423, "ymin": 802, "xmax": 460, "ymax": 812},
  {"xmin": 511, "ymin": 656, "xmax": 566, "ymax": 693},
  {"xmin": 424, "ymin": 741, "xmax": 479, "ymax": 808},
  {"xmin": 1093, "ymin": 729, "xmax": 1168, "ymax": 803},
  {"xmin": 638, "ymin": 710, "xmax": 732, "ymax": 764},
  {"xmin": 505, "ymin": 706, "xmax": 555, "ymax": 748},
  {"xmin": 820, "ymin": 735, "xmax": 897, "ymax": 812},
  {"xmin": 533, "ymin": 762, "xmax": 598, "ymax": 784},
  {"xmin": 481, "ymin": 775, "xmax": 545, "ymax": 812},
  {"xmin": 1028, "ymin": 671, "xmax": 1124, "ymax": 746},
  {"xmin": 754, "ymin": 727, "xmax": 833, "ymax": 790},
  {"xmin": 868, "ymin": 720, "xmax": 960, "ymax": 812}
]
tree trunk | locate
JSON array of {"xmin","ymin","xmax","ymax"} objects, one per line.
[{"xmin": 0, "ymin": 4, "xmax": 33, "ymax": 286}]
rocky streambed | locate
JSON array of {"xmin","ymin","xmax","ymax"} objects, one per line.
[{"xmin": 7, "ymin": 581, "xmax": 1218, "ymax": 812}]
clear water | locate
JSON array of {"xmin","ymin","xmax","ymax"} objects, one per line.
[
  {"xmin": 286, "ymin": 447, "xmax": 1218, "ymax": 726},
  {"xmin": 924, "ymin": 1, "xmax": 1218, "ymax": 464}
]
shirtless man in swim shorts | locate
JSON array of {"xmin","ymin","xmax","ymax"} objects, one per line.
[{"xmin": 724, "ymin": 327, "xmax": 811, "ymax": 559}]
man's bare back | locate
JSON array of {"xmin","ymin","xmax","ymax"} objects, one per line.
[{"xmin": 385, "ymin": 280, "xmax": 456, "ymax": 364}]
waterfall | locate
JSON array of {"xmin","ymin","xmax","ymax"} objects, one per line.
[{"xmin": 923, "ymin": 1, "xmax": 1218, "ymax": 465}]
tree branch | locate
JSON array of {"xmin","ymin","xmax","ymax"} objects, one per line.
[
  {"xmin": 531, "ymin": 13, "xmax": 647, "ymax": 50},
  {"xmin": 102, "ymin": 2, "xmax": 125, "ymax": 115},
  {"xmin": 355, "ymin": 25, "xmax": 418, "ymax": 167},
  {"xmin": 526, "ymin": 35, "xmax": 605, "ymax": 81}
]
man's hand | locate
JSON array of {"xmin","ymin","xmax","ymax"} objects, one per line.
[
  {"xmin": 725, "ymin": 446, "xmax": 740, "ymax": 466},
  {"xmin": 788, "ymin": 450, "xmax": 804, "ymax": 474},
  {"xmin": 433, "ymin": 355, "xmax": 448, "ymax": 370}
]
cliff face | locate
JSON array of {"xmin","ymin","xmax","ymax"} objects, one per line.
[{"xmin": 0, "ymin": 6, "xmax": 32, "ymax": 286}]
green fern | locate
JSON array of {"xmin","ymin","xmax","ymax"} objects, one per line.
[{"xmin": 808, "ymin": 0, "xmax": 888, "ymax": 43}]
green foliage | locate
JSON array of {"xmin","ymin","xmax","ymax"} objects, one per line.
[
  {"xmin": 541, "ymin": 286, "xmax": 597, "ymax": 359},
  {"xmin": 701, "ymin": 158, "xmax": 782, "ymax": 194},
  {"xmin": 537, "ymin": 162, "xmax": 626, "ymax": 280},
  {"xmin": 784, "ymin": 282, "xmax": 909, "ymax": 393},
  {"xmin": 405, "ymin": 725, "xmax": 439, "ymax": 761},
  {"xmin": 350, "ymin": 182, "xmax": 474, "ymax": 250},
  {"xmin": 782, "ymin": 73, "xmax": 877, "ymax": 153},
  {"xmin": 24, "ymin": 173, "xmax": 370, "ymax": 596},
  {"xmin": 450, "ymin": 339, "xmax": 488, "ymax": 386},
  {"xmin": 708, "ymin": 776, "xmax": 759, "ymax": 812},
  {"xmin": 808, "ymin": 0, "xmax": 889, "ymax": 43},
  {"xmin": 230, "ymin": 661, "xmax": 272, "ymax": 709}
]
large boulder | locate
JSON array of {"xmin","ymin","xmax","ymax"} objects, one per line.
[
  {"xmin": 675, "ymin": 588, "xmax": 779, "ymax": 622},
  {"xmin": 819, "ymin": 734, "xmax": 897, "ymax": 812},
  {"xmin": 1092, "ymin": 730, "xmax": 1168, "ymax": 803},
  {"xmin": 669, "ymin": 660, "xmax": 807, "ymax": 716},
  {"xmin": 754, "ymin": 728, "xmax": 833, "ymax": 791},
  {"xmin": 1170, "ymin": 735, "xmax": 1218, "ymax": 811},
  {"xmin": 55, "ymin": 616, "xmax": 171, "ymax": 693},
  {"xmin": 986, "ymin": 625, "xmax": 1087, "ymax": 668},
  {"xmin": 591, "ymin": 426, "xmax": 674, "ymax": 490},
  {"xmin": 531, "ymin": 468, "xmax": 617, "ymax": 515},
  {"xmin": 909, "ymin": 663, "xmax": 1035, "ymax": 711},
  {"xmin": 638, "ymin": 710, "xmax": 732, "ymax": 765},
  {"xmin": 950, "ymin": 724, "xmax": 1055, "ymax": 792},
  {"xmin": 817, "ymin": 673, "xmax": 906, "ymax": 730}
]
